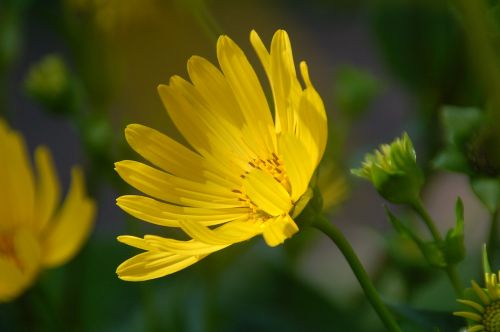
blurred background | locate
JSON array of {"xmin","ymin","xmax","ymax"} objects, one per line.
[{"xmin": 1, "ymin": 0, "xmax": 498, "ymax": 331}]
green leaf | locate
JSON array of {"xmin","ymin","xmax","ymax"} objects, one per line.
[
  {"xmin": 441, "ymin": 106, "xmax": 484, "ymax": 145},
  {"xmin": 470, "ymin": 177, "xmax": 500, "ymax": 213},
  {"xmin": 433, "ymin": 146, "xmax": 471, "ymax": 174},
  {"xmin": 420, "ymin": 241, "xmax": 447, "ymax": 268},
  {"xmin": 443, "ymin": 198, "xmax": 466, "ymax": 264}
]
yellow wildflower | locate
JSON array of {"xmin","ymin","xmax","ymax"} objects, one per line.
[
  {"xmin": 115, "ymin": 29, "xmax": 327, "ymax": 281},
  {"xmin": 454, "ymin": 271, "xmax": 500, "ymax": 332},
  {"xmin": 0, "ymin": 119, "xmax": 96, "ymax": 302}
]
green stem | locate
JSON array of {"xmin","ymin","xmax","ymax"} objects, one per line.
[
  {"xmin": 410, "ymin": 199, "xmax": 464, "ymax": 296},
  {"xmin": 487, "ymin": 209, "xmax": 499, "ymax": 264},
  {"xmin": 410, "ymin": 199, "xmax": 442, "ymax": 242},
  {"xmin": 312, "ymin": 215, "xmax": 402, "ymax": 332}
]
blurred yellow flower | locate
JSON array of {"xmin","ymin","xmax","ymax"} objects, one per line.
[
  {"xmin": 454, "ymin": 271, "xmax": 500, "ymax": 332},
  {"xmin": 317, "ymin": 162, "xmax": 349, "ymax": 212},
  {"xmin": 0, "ymin": 120, "xmax": 96, "ymax": 302},
  {"xmin": 116, "ymin": 29, "xmax": 327, "ymax": 281}
]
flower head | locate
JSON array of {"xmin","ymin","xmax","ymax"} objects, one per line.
[
  {"xmin": 0, "ymin": 119, "xmax": 96, "ymax": 302},
  {"xmin": 454, "ymin": 271, "xmax": 500, "ymax": 332},
  {"xmin": 352, "ymin": 133, "xmax": 424, "ymax": 204},
  {"xmin": 115, "ymin": 29, "xmax": 327, "ymax": 281}
]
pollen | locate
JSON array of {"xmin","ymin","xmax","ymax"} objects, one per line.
[
  {"xmin": 244, "ymin": 154, "xmax": 291, "ymax": 192},
  {"xmin": 233, "ymin": 154, "xmax": 292, "ymax": 218}
]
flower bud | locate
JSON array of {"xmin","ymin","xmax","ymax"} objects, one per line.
[
  {"xmin": 24, "ymin": 54, "xmax": 72, "ymax": 114},
  {"xmin": 352, "ymin": 133, "xmax": 424, "ymax": 205}
]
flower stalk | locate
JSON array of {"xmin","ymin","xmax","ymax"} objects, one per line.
[
  {"xmin": 410, "ymin": 199, "xmax": 464, "ymax": 296},
  {"xmin": 312, "ymin": 215, "xmax": 402, "ymax": 332}
]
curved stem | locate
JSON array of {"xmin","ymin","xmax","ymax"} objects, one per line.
[
  {"xmin": 312, "ymin": 215, "xmax": 402, "ymax": 332},
  {"xmin": 410, "ymin": 199, "xmax": 464, "ymax": 296},
  {"xmin": 410, "ymin": 199, "xmax": 442, "ymax": 242}
]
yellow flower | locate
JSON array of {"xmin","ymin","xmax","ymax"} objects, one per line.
[
  {"xmin": 454, "ymin": 271, "xmax": 500, "ymax": 332},
  {"xmin": 0, "ymin": 120, "xmax": 96, "ymax": 302},
  {"xmin": 115, "ymin": 29, "xmax": 327, "ymax": 281}
]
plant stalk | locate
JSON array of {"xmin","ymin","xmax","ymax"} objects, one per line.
[
  {"xmin": 410, "ymin": 199, "xmax": 463, "ymax": 296},
  {"xmin": 313, "ymin": 215, "xmax": 402, "ymax": 332}
]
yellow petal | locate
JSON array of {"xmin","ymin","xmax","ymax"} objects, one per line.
[
  {"xmin": 457, "ymin": 299, "xmax": 484, "ymax": 313},
  {"xmin": 243, "ymin": 169, "xmax": 292, "ymax": 216},
  {"xmin": 279, "ymin": 133, "xmax": 315, "ymax": 201},
  {"xmin": 453, "ymin": 311, "xmax": 482, "ymax": 322},
  {"xmin": 269, "ymin": 29, "xmax": 302, "ymax": 135},
  {"xmin": 14, "ymin": 228, "xmax": 41, "ymax": 279},
  {"xmin": 249, "ymin": 30, "xmax": 270, "ymax": 72},
  {"xmin": 486, "ymin": 273, "xmax": 498, "ymax": 300},
  {"xmin": 125, "ymin": 124, "xmax": 243, "ymax": 188},
  {"xmin": 471, "ymin": 280, "xmax": 491, "ymax": 305},
  {"xmin": 187, "ymin": 55, "xmax": 245, "ymax": 129},
  {"xmin": 0, "ymin": 257, "xmax": 23, "ymax": 302},
  {"xmin": 116, "ymin": 195, "xmax": 247, "ymax": 227},
  {"xmin": 297, "ymin": 62, "xmax": 327, "ymax": 162},
  {"xmin": 117, "ymin": 235, "xmax": 155, "ymax": 251},
  {"xmin": 116, "ymin": 251, "xmax": 202, "ymax": 281},
  {"xmin": 179, "ymin": 220, "xmax": 260, "ymax": 245},
  {"xmin": 0, "ymin": 121, "xmax": 35, "ymax": 230},
  {"xmin": 115, "ymin": 160, "xmax": 241, "ymax": 208},
  {"xmin": 0, "ymin": 229, "xmax": 41, "ymax": 302},
  {"xmin": 157, "ymin": 82, "xmax": 211, "ymax": 155},
  {"xmin": 158, "ymin": 77, "xmax": 254, "ymax": 166},
  {"xmin": 217, "ymin": 35, "xmax": 276, "ymax": 155},
  {"xmin": 42, "ymin": 167, "xmax": 96, "ymax": 268},
  {"xmin": 125, "ymin": 124, "xmax": 206, "ymax": 181},
  {"xmin": 144, "ymin": 235, "xmax": 228, "ymax": 255},
  {"xmin": 262, "ymin": 214, "xmax": 299, "ymax": 247},
  {"xmin": 468, "ymin": 325, "xmax": 485, "ymax": 332},
  {"xmin": 34, "ymin": 146, "xmax": 61, "ymax": 233}
]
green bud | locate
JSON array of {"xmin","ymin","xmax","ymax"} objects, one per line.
[
  {"xmin": 352, "ymin": 133, "xmax": 424, "ymax": 205},
  {"xmin": 443, "ymin": 198, "xmax": 465, "ymax": 265},
  {"xmin": 419, "ymin": 241, "xmax": 447, "ymax": 268},
  {"xmin": 82, "ymin": 114, "xmax": 113, "ymax": 158},
  {"xmin": 24, "ymin": 54, "xmax": 72, "ymax": 114}
]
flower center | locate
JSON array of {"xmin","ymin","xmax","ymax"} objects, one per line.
[
  {"xmin": 233, "ymin": 153, "xmax": 291, "ymax": 219},
  {"xmin": 484, "ymin": 300, "xmax": 500, "ymax": 332},
  {"xmin": 245, "ymin": 153, "xmax": 290, "ymax": 192},
  {"xmin": 0, "ymin": 233, "xmax": 23, "ymax": 271}
]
